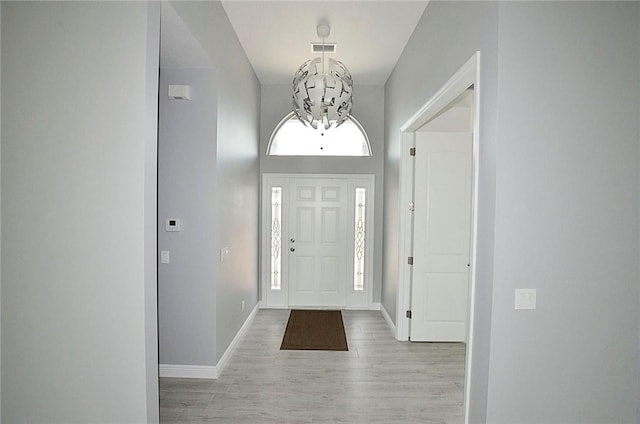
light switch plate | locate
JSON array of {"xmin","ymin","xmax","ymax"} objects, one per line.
[
  {"xmin": 160, "ymin": 250, "xmax": 170, "ymax": 264},
  {"xmin": 515, "ymin": 288, "xmax": 536, "ymax": 310}
]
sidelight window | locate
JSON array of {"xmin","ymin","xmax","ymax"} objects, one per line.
[
  {"xmin": 353, "ymin": 188, "xmax": 366, "ymax": 291},
  {"xmin": 271, "ymin": 187, "xmax": 282, "ymax": 290}
]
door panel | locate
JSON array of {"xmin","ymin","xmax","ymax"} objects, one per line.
[
  {"xmin": 321, "ymin": 207, "xmax": 339, "ymax": 243},
  {"xmin": 289, "ymin": 178, "xmax": 348, "ymax": 307},
  {"xmin": 295, "ymin": 257, "xmax": 314, "ymax": 292},
  {"xmin": 411, "ymin": 132, "xmax": 472, "ymax": 342},
  {"xmin": 296, "ymin": 207, "xmax": 314, "ymax": 242},
  {"xmin": 297, "ymin": 186, "xmax": 315, "ymax": 201},
  {"xmin": 321, "ymin": 256, "xmax": 339, "ymax": 292},
  {"xmin": 322, "ymin": 186, "xmax": 340, "ymax": 201}
]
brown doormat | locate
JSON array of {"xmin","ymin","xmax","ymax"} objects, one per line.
[{"xmin": 280, "ymin": 310, "xmax": 348, "ymax": 351}]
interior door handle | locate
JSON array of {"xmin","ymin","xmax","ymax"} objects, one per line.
[{"xmin": 290, "ymin": 247, "xmax": 295, "ymax": 252}]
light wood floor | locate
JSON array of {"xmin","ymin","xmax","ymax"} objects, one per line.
[{"xmin": 160, "ymin": 309, "xmax": 465, "ymax": 423}]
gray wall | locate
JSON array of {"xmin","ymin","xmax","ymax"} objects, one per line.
[
  {"xmin": 384, "ymin": 1, "xmax": 640, "ymax": 422},
  {"xmin": 383, "ymin": 2, "xmax": 499, "ymax": 421},
  {"xmin": 0, "ymin": 2, "xmax": 3, "ymax": 414},
  {"xmin": 1, "ymin": 2, "xmax": 159, "ymax": 422},
  {"xmin": 260, "ymin": 84, "xmax": 385, "ymax": 303},
  {"xmin": 168, "ymin": 1, "xmax": 261, "ymax": 362},
  {"xmin": 158, "ymin": 68, "xmax": 218, "ymax": 366},
  {"xmin": 487, "ymin": 3, "xmax": 640, "ymax": 422},
  {"xmin": 144, "ymin": 5, "xmax": 161, "ymax": 419}
]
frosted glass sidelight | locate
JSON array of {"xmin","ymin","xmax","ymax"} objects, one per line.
[
  {"xmin": 353, "ymin": 188, "xmax": 366, "ymax": 291},
  {"xmin": 271, "ymin": 187, "xmax": 283, "ymax": 290}
]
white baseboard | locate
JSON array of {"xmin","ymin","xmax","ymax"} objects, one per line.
[
  {"xmin": 380, "ymin": 303, "xmax": 396, "ymax": 335},
  {"xmin": 159, "ymin": 303, "xmax": 259, "ymax": 380},
  {"xmin": 216, "ymin": 303, "xmax": 259, "ymax": 376},
  {"xmin": 261, "ymin": 302, "xmax": 381, "ymax": 311},
  {"xmin": 159, "ymin": 364, "xmax": 217, "ymax": 379}
]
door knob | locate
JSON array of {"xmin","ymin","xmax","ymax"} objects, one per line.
[
  {"xmin": 290, "ymin": 247, "xmax": 295, "ymax": 252},
  {"xmin": 290, "ymin": 238, "xmax": 295, "ymax": 243}
]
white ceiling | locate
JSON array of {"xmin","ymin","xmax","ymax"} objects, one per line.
[{"xmin": 220, "ymin": 1, "xmax": 429, "ymax": 86}]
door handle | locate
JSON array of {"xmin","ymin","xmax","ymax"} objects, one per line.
[
  {"xmin": 290, "ymin": 238, "xmax": 295, "ymax": 243},
  {"xmin": 290, "ymin": 247, "xmax": 295, "ymax": 252}
]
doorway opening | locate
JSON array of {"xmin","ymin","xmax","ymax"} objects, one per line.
[
  {"xmin": 396, "ymin": 52, "xmax": 481, "ymax": 424},
  {"xmin": 262, "ymin": 173, "xmax": 375, "ymax": 310}
]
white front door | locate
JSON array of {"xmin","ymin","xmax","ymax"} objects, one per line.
[
  {"xmin": 411, "ymin": 132, "xmax": 472, "ymax": 342},
  {"xmin": 288, "ymin": 178, "xmax": 348, "ymax": 307}
]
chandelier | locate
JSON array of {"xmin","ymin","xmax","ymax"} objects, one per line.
[{"xmin": 292, "ymin": 23, "xmax": 354, "ymax": 130}]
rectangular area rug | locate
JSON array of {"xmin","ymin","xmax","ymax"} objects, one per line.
[{"xmin": 280, "ymin": 309, "xmax": 348, "ymax": 351}]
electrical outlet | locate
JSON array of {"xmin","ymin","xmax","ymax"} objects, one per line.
[
  {"xmin": 515, "ymin": 288, "xmax": 536, "ymax": 310},
  {"xmin": 220, "ymin": 247, "xmax": 229, "ymax": 262}
]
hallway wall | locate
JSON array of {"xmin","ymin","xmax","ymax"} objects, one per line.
[
  {"xmin": 168, "ymin": 1, "xmax": 261, "ymax": 363},
  {"xmin": 384, "ymin": 1, "xmax": 640, "ymax": 422},
  {"xmin": 383, "ymin": 2, "xmax": 499, "ymax": 421},
  {"xmin": 1, "ymin": 2, "xmax": 160, "ymax": 422},
  {"xmin": 487, "ymin": 3, "xmax": 640, "ymax": 422},
  {"xmin": 158, "ymin": 68, "xmax": 218, "ymax": 368}
]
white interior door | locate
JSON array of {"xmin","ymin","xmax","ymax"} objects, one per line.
[
  {"xmin": 411, "ymin": 132, "xmax": 472, "ymax": 342},
  {"xmin": 288, "ymin": 178, "xmax": 348, "ymax": 307}
]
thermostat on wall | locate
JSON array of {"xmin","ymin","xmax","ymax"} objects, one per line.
[{"xmin": 165, "ymin": 218, "xmax": 182, "ymax": 232}]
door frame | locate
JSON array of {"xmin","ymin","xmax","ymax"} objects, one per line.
[
  {"xmin": 396, "ymin": 52, "xmax": 480, "ymax": 423},
  {"xmin": 261, "ymin": 173, "xmax": 375, "ymax": 310}
]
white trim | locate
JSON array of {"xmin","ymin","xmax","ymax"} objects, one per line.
[
  {"xmin": 159, "ymin": 364, "xmax": 217, "ymax": 379},
  {"xmin": 345, "ymin": 302, "xmax": 380, "ymax": 311},
  {"xmin": 159, "ymin": 303, "xmax": 259, "ymax": 379},
  {"xmin": 380, "ymin": 304, "xmax": 396, "ymax": 335},
  {"xmin": 395, "ymin": 52, "xmax": 480, "ymax": 424},
  {"xmin": 465, "ymin": 52, "xmax": 482, "ymax": 424},
  {"xmin": 395, "ymin": 132, "xmax": 416, "ymax": 342},
  {"xmin": 400, "ymin": 53, "xmax": 479, "ymax": 133},
  {"xmin": 216, "ymin": 303, "xmax": 259, "ymax": 377}
]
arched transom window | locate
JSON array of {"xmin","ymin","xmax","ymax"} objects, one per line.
[{"xmin": 267, "ymin": 112, "xmax": 372, "ymax": 157}]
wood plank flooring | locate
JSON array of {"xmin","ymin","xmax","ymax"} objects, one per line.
[{"xmin": 160, "ymin": 309, "xmax": 465, "ymax": 423}]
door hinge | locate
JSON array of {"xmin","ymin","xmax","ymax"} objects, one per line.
[
  {"xmin": 406, "ymin": 310, "xmax": 412, "ymax": 319},
  {"xmin": 409, "ymin": 147, "xmax": 416, "ymax": 156},
  {"xmin": 407, "ymin": 256, "xmax": 414, "ymax": 265},
  {"xmin": 408, "ymin": 201, "xmax": 415, "ymax": 212}
]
